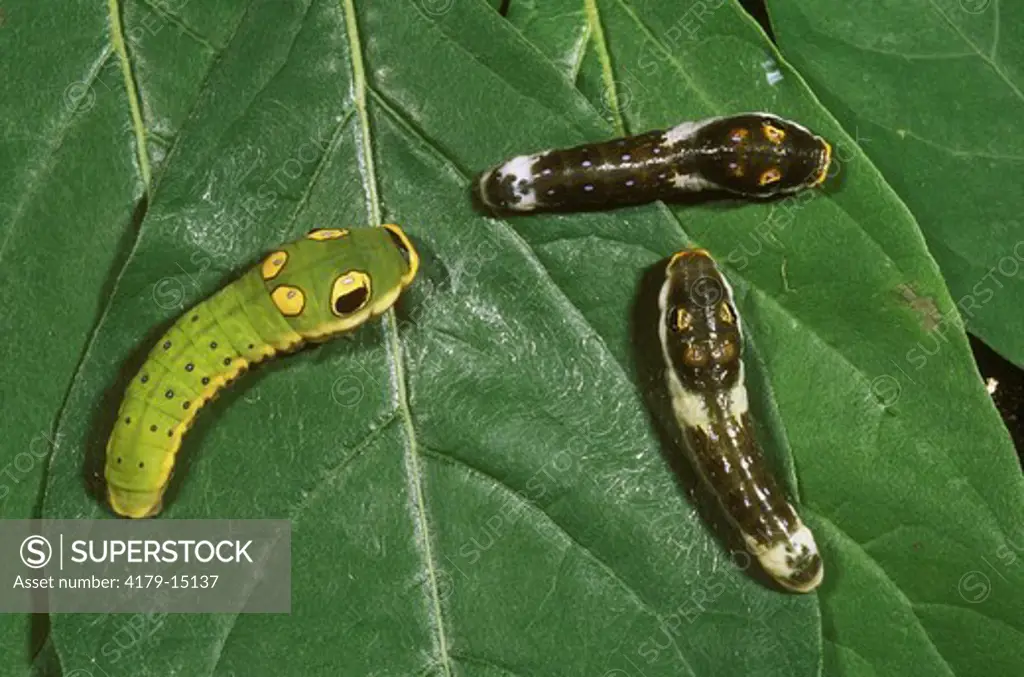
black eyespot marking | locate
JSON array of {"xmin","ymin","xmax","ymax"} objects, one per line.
[
  {"xmin": 124, "ymin": 417, "xmax": 131, "ymax": 424},
  {"xmin": 223, "ymin": 357, "xmax": 232, "ymax": 366},
  {"xmin": 183, "ymin": 402, "xmax": 190, "ymax": 410},
  {"xmin": 165, "ymin": 390, "xmax": 174, "ymax": 399},
  {"xmin": 116, "ymin": 457, "xmax": 122, "ymax": 464},
  {"xmin": 335, "ymin": 287, "xmax": 369, "ymax": 315},
  {"xmin": 163, "ymin": 341, "xmax": 171, "ymax": 350},
  {"xmin": 150, "ymin": 425, "xmax": 157, "ymax": 432},
  {"xmin": 138, "ymin": 461, "xmax": 145, "ymax": 469},
  {"xmin": 210, "ymin": 341, "xmax": 218, "ymax": 349},
  {"xmin": 201, "ymin": 377, "xmax": 210, "ymax": 385},
  {"xmin": 248, "ymin": 344, "xmax": 254, "ymax": 350},
  {"xmin": 140, "ymin": 374, "xmax": 149, "ymax": 383},
  {"xmin": 185, "ymin": 363, "xmax": 194, "ymax": 372},
  {"xmin": 191, "ymin": 315, "xmax": 199, "ymax": 322},
  {"xmin": 167, "ymin": 430, "xmax": 173, "ymax": 437}
]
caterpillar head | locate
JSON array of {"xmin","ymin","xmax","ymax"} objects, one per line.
[
  {"xmin": 658, "ymin": 249, "xmax": 743, "ymax": 393},
  {"xmin": 264, "ymin": 224, "xmax": 420, "ymax": 342},
  {"xmin": 692, "ymin": 113, "xmax": 831, "ymax": 198}
]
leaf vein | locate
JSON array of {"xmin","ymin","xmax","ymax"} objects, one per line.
[
  {"xmin": 585, "ymin": 0, "xmax": 625, "ymax": 135},
  {"xmin": 925, "ymin": 0, "xmax": 1024, "ymax": 105},
  {"xmin": 813, "ymin": 512, "xmax": 959, "ymax": 677},
  {"xmin": 107, "ymin": 0, "xmax": 153, "ymax": 189},
  {"xmin": 606, "ymin": 0, "xmax": 718, "ymax": 114},
  {"xmin": 136, "ymin": 0, "xmax": 223, "ymax": 51},
  {"xmin": 281, "ymin": 106, "xmax": 357, "ymax": 238},
  {"xmin": 340, "ymin": 1, "xmax": 453, "ymax": 675},
  {"xmin": 0, "ymin": 44, "xmax": 115, "ymax": 265},
  {"xmin": 421, "ymin": 446, "xmax": 699, "ymax": 677}
]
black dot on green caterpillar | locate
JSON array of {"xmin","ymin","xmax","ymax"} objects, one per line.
[
  {"xmin": 105, "ymin": 224, "xmax": 419, "ymax": 519},
  {"xmin": 476, "ymin": 113, "xmax": 832, "ymax": 213},
  {"xmin": 658, "ymin": 248, "xmax": 822, "ymax": 593}
]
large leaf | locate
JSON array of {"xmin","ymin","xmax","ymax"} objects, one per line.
[
  {"xmin": 764, "ymin": 0, "xmax": 1024, "ymax": 368},
  {"xmin": 2, "ymin": 1, "xmax": 1019, "ymax": 676}
]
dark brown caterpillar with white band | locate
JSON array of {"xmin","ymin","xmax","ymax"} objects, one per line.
[
  {"xmin": 477, "ymin": 113, "xmax": 831, "ymax": 213},
  {"xmin": 658, "ymin": 248, "xmax": 822, "ymax": 592}
]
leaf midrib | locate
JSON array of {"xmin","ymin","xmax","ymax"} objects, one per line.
[
  {"xmin": 340, "ymin": 2, "xmax": 454, "ymax": 677},
  {"xmin": 107, "ymin": 0, "xmax": 152, "ymax": 190}
]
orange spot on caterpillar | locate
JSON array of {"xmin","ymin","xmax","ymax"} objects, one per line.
[
  {"xmin": 759, "ymin": 168, "xmax": 783, "ymax": 186},
  {"xmin": 730, "ymin": 128, "xmax": 750, "ymax": 143},
  {"xmin": 763, "ymin": 124, "xmax": 786, "ymax": 145}
]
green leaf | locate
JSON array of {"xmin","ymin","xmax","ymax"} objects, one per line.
[
  {"xmin": 504, "ymin": 0, "xmax": 1024, "ymax": 675},
  {"xmin": 3, "ymin": 1, "xmax": 1021, "ymax": 677},
  {"xmin": 0, "ymin": 1, "xmax": 251, "ymax": 670},
  {"xmin": 764, "ymin": 0, "xmax": 1024, "ymax": 368}
]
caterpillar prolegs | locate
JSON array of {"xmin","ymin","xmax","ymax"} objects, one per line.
[
  {"xmin": 477, "ymin": 113, "xmax": 831, "ymax": 213},
  {"xmin": 105, "ymin": 225, "xmax": 419, "ymax": 519},
  {"xmin": 658, "ymin": 249, "xmax": 822, "ymax": 592}
]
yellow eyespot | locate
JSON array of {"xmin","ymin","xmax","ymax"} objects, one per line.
[
  {"xmin": 759, "ymin": 168, "xmax": 783, "ymax": 186},
  {"xmin": 271, "ymin": 285, "xmax": 305, "ymax": 316},
  {"xmin": 684, "ymin": 343, "xmax": 708, "ymax": 367},
  {"xmin": 261, "ymin": 251, "xmax": 288, "ymax": 280},
  {"xmin": 331, "ymin": 271, "xmax": 372, "ymax": 317},
  {"xmin": 671, "ymin": 308, "xmax": 692, "ymax": 332},
  {"xmin": 717, "ymin": 303, "xmax": 735, "ymax": 324},
  {"xmin": 730, "ymin": 128, "xmax": 750, "ymax": 144},
  {"xmin": 307, "ymin": 228, "xmax": 350, "ymax": 241},
  {"xmin": 763, "ymin": 123, "xmax": 786, "ymax": 145}
]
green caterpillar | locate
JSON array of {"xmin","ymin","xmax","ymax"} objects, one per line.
[{"xmin": 105, "ymin": 224, "xmax": 419, "ymax": 519}]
